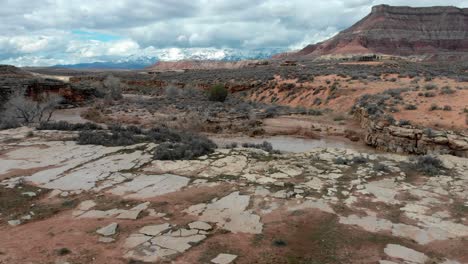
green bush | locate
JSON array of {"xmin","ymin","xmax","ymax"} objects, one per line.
[{"xmin": 208, "ymin": 84, "xmax": 228, "ymax": 102}]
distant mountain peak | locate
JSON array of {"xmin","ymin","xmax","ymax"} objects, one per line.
[{"xmin": 54, "ymin": 48, "xmax": 285, "ymax": 70}]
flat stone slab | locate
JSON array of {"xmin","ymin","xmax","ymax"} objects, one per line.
[
  {"xmin": 77, "ymin": 200, "xmax": 97, "ymax": 211},
  {"xmin": 124, "ymin": 224, "xmax": 209, "ymax": 262},
  {"xmin": 7, "ymin": 220, "xmax": 21, "ymax": 226},
  {"xmin": 186, "ymin": 192, "xmax": 263, "ymax": 234},
  {"xmin": 139, "ymin": 223, "xmax": 172, "ymax": 236},
  {"xmin": 188, "ymin": 221, "xmax": 212, "ymax": 231},
  {"xmin": 109, "ymin": 174, "xmax": 190, "ymax": 199},
  {"xmin": 96, "ymin": 223, "xmax": 118, "ymax": 236},
  {"xmin": 211, "ymin": 253, "xmax": 238, "ymax": 264},
  {"xmin": 384, "ymin": 244, "xmax": 428, "ymax": 264},
  {"xmin": 116, "ymin": 210, "xmax": 142, "ymax": 220},
  {"xmin": 99, "ymin": 237, "xmax": 115, "ymax": 243},
  {"xmin": 151, "ymin": 234, "xmax": 206, "ymax": 253}
]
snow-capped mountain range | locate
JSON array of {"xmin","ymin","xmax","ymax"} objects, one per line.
[{"xmin": 54, "ymin": 48, "xmax": 285, "ymax": 69}]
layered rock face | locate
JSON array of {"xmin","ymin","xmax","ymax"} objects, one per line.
[
  {"xmin": 295, "ymin": 5, "xmax": 468, "ymax": 59},
  {"xmin": 354, "ymin": 107, "xmax": 468, "ymax": 157}
]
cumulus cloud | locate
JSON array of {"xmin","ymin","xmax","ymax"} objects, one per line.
[{"xmin": 0, "ymin": 0, "xmax": 466, "ymax": 66}]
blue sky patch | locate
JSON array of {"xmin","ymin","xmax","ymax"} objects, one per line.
[{"xmin": 72, "ymin": 30, "xmax": 122, "ymax": 42}]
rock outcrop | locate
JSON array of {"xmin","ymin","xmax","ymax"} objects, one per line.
[
  {"xmin": 288, "ymin": 5, "xmax": 468, "ymax": 60},
  {"xmin": 0, "ymin": 65, "xmax": 94, "ymax": 107},
  {"xmin": 354, "ymin": 107, "xmax": 468, "ymax": 157}
]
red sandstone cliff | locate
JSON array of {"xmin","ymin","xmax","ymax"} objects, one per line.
[{"xmin": 291, "ymin": 5, "xmax": 468, "ymax": 59}]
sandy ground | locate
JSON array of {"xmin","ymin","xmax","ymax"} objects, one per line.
[{"xmin": 248, "ymin": 74, "xmax": 468, "ymax": 131}]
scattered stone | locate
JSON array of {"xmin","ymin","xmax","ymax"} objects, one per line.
[
  {"xmin": 379, "ymin": 261, "xmax": 398, "ymax": 264},
  {"xmin": 7, "ymin": 220, "xmax": 21, "ymax": 226},
  {"xmin": 96, "ymin": 223, "xmax": 118, "ymax": 236},
  {"xmin": 211, "ymin": 253, "xmax": 238, "ymax": 264},
  {"xmin": 77, "ymin": 200, "xmax": 97, "ymax": 211},
  {"xmin": 98, "ymin": 237, "xmax": 115, "ymax": 243},
  {"xmin": 188, "ymin": 221, "xmax": 212, "ymax": 231},
  {"xmin": 116, "ymin": 210, "xmax": 141, "ymax": 220},
  {"xmin": 21, "ymin": 214, "xmax": 32, "ymax": 220},
  {"xmin": 139, "ymin": 223, "xmax": 172, "ymax": 236}
]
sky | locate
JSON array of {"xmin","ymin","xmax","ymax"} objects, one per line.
[{"xmin": 0, "ymin": 0, "xmax": 467, "ymax": 66}]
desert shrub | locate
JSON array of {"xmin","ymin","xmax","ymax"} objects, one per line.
[
  {"xmin": 411, "ymin": 155, "xmax": 445, "ymax": 176},
  {"xmin": 37, "ymin": 121, "xmax": 102, "ymax": 131},
  {"xmin": 313, "ymin": 98, "xmax": 322, "ymax": 106},
  {"xmin": 405, "ymin": 104, "xmax": 418, "ymax": 110},
  {"xmin": 429, "ymin": 104, "xmax": 440, "ymax": 111},
  {"xmin": 443, "ymin": 105, "xmax": 452, "ymax": 111},
  {"xmin": 1, "ymin": 90, "xmax": 62, "ymax": 126},
  {"xmin": 424, "ymin": 76, "xmax": 433, "ymax": 82},
  {"xmin": 399, "ymin": 120, "xmax": 411, "ymax": 126},
  {"xmin": 333, "ymin": 157, "xmax": 349, "ymax": 165},
  {"xmin": 154, "ymin": 136, "xmax": 216, "ymax": 160},
  {"xmin": 280, "ymin": 83, "xmax": 296, "ymax": 90},
  {"xmin": 146, "ymin": 127, "xmax": 185, "ymax": 143},
  {"xmin": 424, "ymin": 83, "xmax": 438, "ymax": 90},
  {"xmin": 389, "ymin": 106, "xmax": 399, "ymax": 113},
  {"xmin": 56, "ymin": 248, "xmax": 71, "ymax": 256},
  {"xmin": 180, "ymin": 87, "xmax": 202, "ymax": 98},
  {"xmin": 208, "ymin": 84, "xmax": 228, "ymax": 102},
  {"xmin": 77, "ymin": 130, "xmax": 145, "ymax": 146},
  {"xmin": 374, "ymin": 163, "xmax": 390, "ymax": 172},
  {"xmin": 424, "ymin": 92, "xmax": 436, "ymax": 97},
  {"xmin": 103, "ymin": 75, "xmax": 123, "ymax": 100},
  {"xmin": 164, "ymin": 86, "xmax": 180, "ymax": 98},
  {"xmin": 352, "ymin": 156, "xmax": 368, "ymax": 164},
  {"xmin": 440, "ymin": 86, "xmax": 455, "ymax": 95},
  {"xmin": 0, "ymin": 116, "xmax": 21, "ymax": 130},
  {"xmin": 383, "ymin": 88, "xmax": 408, "ymax": 100},
  {"xmin": 307, "ymin": 109, "xmax": 323, "ymax": 116},
  {"xmin": 333, "ymin": 115, "xmax": 346, "ymax": 121},
  {"xmin": 74, "ymin": 123, "xmax": 217, "ymax": 160},
  {"xmin": 423, "ymin": 128, "xmax": 436, "ymax": 138},
  {"xmin": 241, "ymin": 141, "xmax": 279, "ymax": 154},
  {"xmin": 224, "ymin": 142, "xmax": 239, "ymax": 149},
  {"xmin": 264, "ymin": 106, "xmax": 280, "ymax": 118},
  {"xmin": 383, "ymin": 114, "xmax": 395, "ymax": 125}
]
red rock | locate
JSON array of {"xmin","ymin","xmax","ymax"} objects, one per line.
[{"xmin": 288, "ymin": 5, "xmax": 468, "ymax": 60}]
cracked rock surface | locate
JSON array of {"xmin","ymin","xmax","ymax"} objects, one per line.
[{"xmin": 0, "ymin": 128, "xmax": 466, "ymax": 264}]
